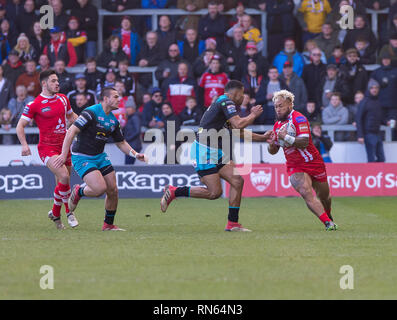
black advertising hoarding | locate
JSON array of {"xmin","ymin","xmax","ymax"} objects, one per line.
[{"xmin": 0, "ymin": 165, "xmax": 202, "ymax": 199}]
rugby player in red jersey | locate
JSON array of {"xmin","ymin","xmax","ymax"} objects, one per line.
[
  {"xmin": 266, "ymin": 90, "xmax": 338, "ymax": 231},
  {"xmin": 16, "ymin": 70, "xmax": 78, "ymax": 230}
]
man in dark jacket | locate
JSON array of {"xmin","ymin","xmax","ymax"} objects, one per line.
[
  {"xmin": 84, "ymin": 57, "xmax": 104, "ymax": 91},
  {"xmin": 339, "ymin": 48, "xmax": 368, "ymax": 105},
  {"xmin": 255, "ymin": 66, "xmax": 288, "ymax": 124},
  {"xmin": 54, "ymin": 59, "xmax": 74, "ymax": 94},
  {"xmin": 52, "ymin": 0, "xmax": 69, "ymax": 31},
  {"xmin": 155, "ymin": 44, "xmax": 191, "ymax": 89},
  {"xmin": 316, "ymin": 63, "xmax": 350, "ymax": 108},
  {"xmin": 314, "ymin": 22, "xmax": 341, "ymax": 60},
  {"xmin": 67, "ymin": 73, "xmax": 97, "ymax": 112},
  {"xmin": 156, "ymin": 15, "xmax": 177, "ymax": 54},
  {"xmin": 3, "ymin": 50, "xmax": 24, "ymax": 88},
  {"xmin": 198, "ymin": 1, "xmax": 227, "ymax": 46},
  {"xmin": 302, "ymin": 48, "xmax": 327, "ymax": 103},
  {"xmin": 142, "ymin": 87, "xmax": 164, "ymax": 128},
  {"xmin": 265, "ymin": 0, "xmax": 295, "ymax": 60},
  {"xmin": 15, "ymin": 0, "xmax": 38, "ymax": 36},
  {"xmin": 179, "ymin": 96, "xmax": 203, "ymax": 125},
  {"xmin": 0, "ymin": 64, "xmax": 14, "ymax": 109},
  {"xmin": 137, "ymin": 31, "xmax": 165, "ymax": 89},
  {"xmin": 223, "ymin": 26, "xmax": 247, "ymax": 69},
  {"xmin": 369, "ymin": 52, "xmax": 397, "ymax": 124},
  {"xmin": 177, "ymin": 28, "xmax": 206, "ymax": 65},
  {"xmin": 124, "ymin": 104, "xmax": 142, "ymax": 165},
  {"xmin": 343, "ymin": 14, "xmax": 377, "ymax": 57},
  {"xmin": 70, "ymin": 0, "xmax": 99, "ymax": 58},
  {"xmin": 356, "ymin": 79, "xmax": 385, "ymax": 162}
]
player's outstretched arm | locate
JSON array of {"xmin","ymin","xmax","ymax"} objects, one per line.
[
  {"xmin": 16, "ymin": 118, "xmax": 32, "ymax": 156},
  {"xmin": 115, "ymin": 140, "xmax": 148, "ymax": 163},
  {"xmin": 239, "ymin": 129, "xmax": 275, "ymax": 142},
  {"xmin": 53, "ymin": 124, "xmax": 80, "ymax": 168},
  {"xmin": 228, "ymin": 105, "xmax": 263, "ymax": 129}
]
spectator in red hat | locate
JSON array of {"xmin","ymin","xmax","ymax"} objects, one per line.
[
  {"xmin": 233, "ymin": 41, "xmax": 269, "ymax": 81},
  {"xmin": 66, "ymin": 16, "xmax": 87, "ymax": 64},
  {"xmin": 279, "ymin": 60, "xmax": 308, "ymax": 112},
  {"xmin": 198, "ymin": 55, "xmax": 229, "ymax": 108}
]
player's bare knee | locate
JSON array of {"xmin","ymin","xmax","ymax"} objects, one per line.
[
  {"xmin": 233, "ymin": 176, "xmax": 244, "ymax": 190},
  {"xmin": 208, "ymin": 189, "xmax": 222, "ymax": 200},
  {"xmin": 106, "ymin": 186, "xmax": 118, "ymax": 198}
]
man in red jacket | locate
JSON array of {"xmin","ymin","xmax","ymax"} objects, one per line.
[
  {"xmin": 166, "ymin": 62, "xmax": 196, "ymax": 115},
  {"xmin": 43, "ymin": 27, "xmax": 77, "ymax": 67}
]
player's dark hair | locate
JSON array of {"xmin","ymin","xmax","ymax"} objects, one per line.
[
  {"xmin": 100, "ymin": 86, "xmax": 117, "ymax": 101},
  {"xmin": 40, "ymin": 69, "xmax": 57, "ymax": 83},
  {"xmin": 225, "ymin": 80, "xmax": 244, "ymax": 93}
]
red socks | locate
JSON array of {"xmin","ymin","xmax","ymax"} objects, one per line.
[
  {"xmin": 53, "ymin": 183, "xmax": 71, "ymax": 216},
  {"xmin": 52, "ymin": 185, "xmax": 62, "ymax": 217},
  {"xmin": 319, "ymin": 212, "xmax": 331, "ymax": 225}
]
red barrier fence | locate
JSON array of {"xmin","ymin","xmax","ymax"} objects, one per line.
[{"xmin": 225, "ymin": 163, "xmax": 397, "ymax": 197}]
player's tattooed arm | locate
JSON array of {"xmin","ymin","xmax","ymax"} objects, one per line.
[{"xmin": 292, "ymin": 136, "xmax": 309, "ymax": 149}]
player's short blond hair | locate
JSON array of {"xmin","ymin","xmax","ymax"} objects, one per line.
[{"xmin": 272, "ymin": 90, "xmax": 295, "ymax": 106}]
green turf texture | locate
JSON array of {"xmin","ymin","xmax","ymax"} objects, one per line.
[{"xmin": 1, "ymin": 197, "xmax": 397, "ymax": 300}]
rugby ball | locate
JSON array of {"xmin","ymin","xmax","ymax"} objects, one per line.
[{"xmin": 278, "ymin": 122, "xmax": 296, "ymax": 148}]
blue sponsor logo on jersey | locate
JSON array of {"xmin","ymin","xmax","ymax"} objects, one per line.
[
  {"xmin": 227, "ymin": 105, "xmax": 236, "ymax": 114},
  {"xmin": 296, "ymin": 116, "xmax": 306, "ymax": 123},
  {"xmin": 23, "ymin": 106, "xmax": 30, "ymax": 114},
  {"xmin": 41, "ymin": 107, "xmax": 51, "ymax": 113}
]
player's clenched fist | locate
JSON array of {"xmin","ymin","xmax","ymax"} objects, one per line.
[
  {"xmin": 263, "ymin": 130, "xmax": 275, "ymax": 144},
  {"xmin": 250, "ymin": 105, "xmax": 263, "ymax": 117},
  {"xmin": 21, "ymin": 144, "xmax": 32, "ymax": 156}
]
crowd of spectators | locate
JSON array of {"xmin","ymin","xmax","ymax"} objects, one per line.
[{"xmin": 0, "ymin": 0, "xmax": 397, "ymax": 163}]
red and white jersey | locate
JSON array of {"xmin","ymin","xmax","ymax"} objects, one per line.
[
  {"xmin": 199, "ymin": 72, "xmax": 229, "ymax": 107},
  {"xmin": 273, "ymin": 110, "xmax": 323, "ymax": 167},
  {"xmin": 21, "ymin": 93, "xmax": 72, "ymax": 147}
]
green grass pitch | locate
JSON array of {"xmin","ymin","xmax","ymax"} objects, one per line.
[{"xmin": 1, "ymin": 196, "xmax": 397, "ymax": 300}]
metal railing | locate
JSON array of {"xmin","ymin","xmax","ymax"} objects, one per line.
[
  {"xmin": 65, "ymin": 65, "xmax": 158, "ymax": 87},
  {"xmin": 1, "ymin": 125, "xmax": 393, "ymax": 142}
]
